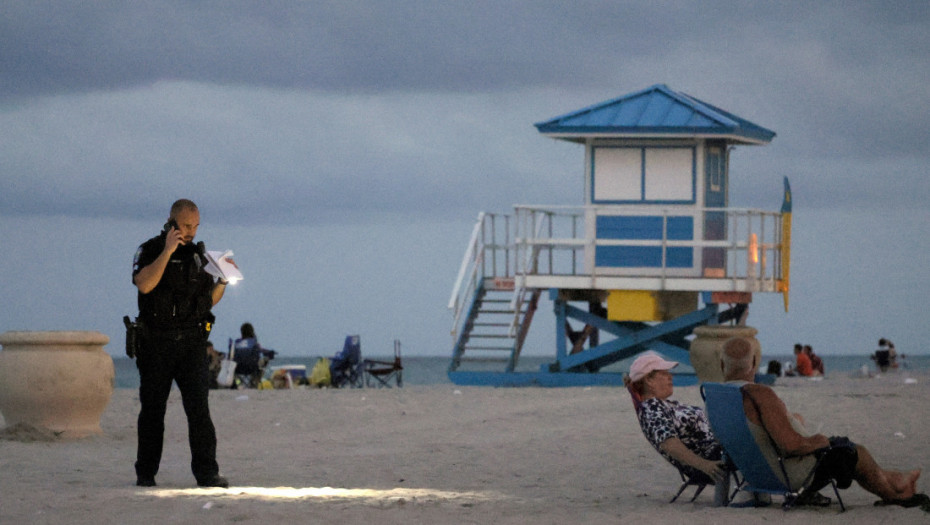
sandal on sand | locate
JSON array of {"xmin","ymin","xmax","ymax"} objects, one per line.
[
  {"xmin": 796, "ymin": 491, "xmax": 831, "ymax": 507},
  {"xmin": 874, "ymin": 493, "xmax": 930, "ymax": 510}
]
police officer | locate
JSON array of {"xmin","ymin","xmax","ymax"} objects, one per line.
[{"xmin": 132, "ymin": 199, "xmax": 229, "ymax": 488}]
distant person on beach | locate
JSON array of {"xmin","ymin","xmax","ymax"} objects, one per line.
[
  {"xmin": 625, "ymin": 353, "xmax": 727, "ymax": 484},
  {"xmin": 873, "ymin": 338, "xmax": 892, "ymax": 373},
  {"xmin": 722, "ymin": 337, "xmax": 926, "ymax": 507},
  {"xmin": 232, "ymin": 322, "xmax": 276, "ymax": 387},
  {"xmin": 793, "ymin": 343, "xmax": 819, "ymax": 377},
  {"xmin": 234, "ymin": 322, "xmax": 275, "ymax": 360},
  {"xmin": 131, "ymin": 199, "xmax": 230, "ymax": 489},
  {"xmin": 804, "ymin": 345, "xmax": 825, "ymax": 376},
  {"xmin": 766, "ymin": 360, "xmax": 782, "ymax": 377}
]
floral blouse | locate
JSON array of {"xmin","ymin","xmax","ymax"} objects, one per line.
[{"xmin": 638, "ymin": 397, "xmax": 722, "ymax": 477}]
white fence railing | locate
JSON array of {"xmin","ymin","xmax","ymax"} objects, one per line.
[{"xmin": 449, "ymin": 205, "xmax": 787, "ymax": 338}]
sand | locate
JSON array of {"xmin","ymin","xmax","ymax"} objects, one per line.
[{"xmin": 1, "ymin": 372, "xmax": 929, "ymax": 524}]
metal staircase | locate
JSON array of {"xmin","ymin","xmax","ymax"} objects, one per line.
[
  {"xmin": 449, "ymin": 281, "xmax": 540, "ymax": 372},
  {"xmin": 448, "ymin": 213, "xmax": 541, "ymax": 373}
]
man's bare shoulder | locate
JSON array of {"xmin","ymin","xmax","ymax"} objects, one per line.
[{"xmin": 743, "ymin": 383, "xmax": 784, "ymax": 408}]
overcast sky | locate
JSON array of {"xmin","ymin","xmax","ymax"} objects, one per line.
[{"xmin": 1, "ymin": 1, "xmax": 928, "ymax": 364}]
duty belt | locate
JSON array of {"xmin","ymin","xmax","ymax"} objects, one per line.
[{"xmin": 147, "ymin": 324, "xmax": 204, "ymax": 341}]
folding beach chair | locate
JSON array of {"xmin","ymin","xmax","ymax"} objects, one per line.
[
  {"xmin": 626, "ymin": 381, "xmax": 719, "ymax": 503},
  {"xmin": 701, "ymin": 382, "xmax": 845, "ymax": 511},
  {"xmin": 363, "ymin": 339, "xmax": 403, "ymax": 388},
  {"xmin": 330, "ymin": 335, "xmax": 364, "ymax": 388},
  {"xmin": 229, "ymin": 337, "xmax": 274, "ymax": 388}
]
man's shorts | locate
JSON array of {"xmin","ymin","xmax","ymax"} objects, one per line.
[{"xmin": 811, "ymin": 436, "xmax": 858, "ymax": 490}]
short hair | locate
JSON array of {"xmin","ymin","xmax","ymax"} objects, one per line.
[
  {"xmin": 169, "ymin": 199, "xmax": 198, "ymax": 219},
  {"xmin": 240, "ymin": 322, "xmax": 255, "ymax": 339},
  {"xmin": 722, "ymin": 337, "xmax": 755, "ymax": 376}
]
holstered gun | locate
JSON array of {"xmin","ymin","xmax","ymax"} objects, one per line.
[{"xmin": 123, "ymin": 316, "xmax": 142, "ymax": 359}]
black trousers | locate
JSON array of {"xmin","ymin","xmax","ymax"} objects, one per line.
[{"xmin": 135, "ymin": 329, "xmax": 219, "ymax": 482}]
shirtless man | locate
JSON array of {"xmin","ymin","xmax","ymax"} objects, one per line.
[{"xmin": 721, "ymin": 337, "xmax": 922, "ymax": 505}]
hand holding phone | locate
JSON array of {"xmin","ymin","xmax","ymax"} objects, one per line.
[{"xmin": 162, "ymin": 219, "xmax": 185, "ymax": 255}]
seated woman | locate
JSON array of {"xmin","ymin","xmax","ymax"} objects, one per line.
[
  {"xmin": 234, "ymin": 323, "xmax": 276, "ymax": 358},
  {"xmin": 233, "ymin": 322, "xmax": 276, "ymax": 387},
  {"xmin": 626, "ymin": 353, "xmax": 726, "ymax": 484}
]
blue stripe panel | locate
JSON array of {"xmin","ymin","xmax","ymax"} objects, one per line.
[
  {"xmin": 667, "ymin": 247, "xmax": 693, "ymax": 267},
  {"xmin": 597, "ymin": 216, "xmax": 693, "ymax": 240},
  {"xmin": 666, "ymin": 217, "xmax": 693, "ymax": 240},
  {"xmin": 595, "ymin": 246, "xmax": 693, "ymax": 268}
]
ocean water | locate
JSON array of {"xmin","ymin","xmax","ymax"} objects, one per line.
[{"xmin": 112, "ymin": 353, "xmax": 930, "ymax": 389}]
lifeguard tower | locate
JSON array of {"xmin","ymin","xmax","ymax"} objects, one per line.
[{"xmin": 447, "ymin": 84, "xmax": 791, "ymax": 386}]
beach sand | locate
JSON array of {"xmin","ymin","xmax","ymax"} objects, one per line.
[{"xmin": 1, "ymin": 372, "xmax": 928, "ymax": 524}]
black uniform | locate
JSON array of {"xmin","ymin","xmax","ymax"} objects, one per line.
[{"xmin": 132, "ymin": 232, "xmax": 220, "ymax": 484}]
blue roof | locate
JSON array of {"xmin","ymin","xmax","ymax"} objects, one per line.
[{"xmin": 534, "ymin": 84, "xmax": 775, "ymax": 144}]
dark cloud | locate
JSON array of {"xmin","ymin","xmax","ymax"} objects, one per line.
[
  {"xmin": 0, "ymin": 1, "xmax": 607, "ymax": 98},
  {"xmin": 2, "ymin": 1, "xmax": 925, "ymax": 100},
  {"xmin": 2, "ymin": 1, "xmax": 929, "ymax": 223}
]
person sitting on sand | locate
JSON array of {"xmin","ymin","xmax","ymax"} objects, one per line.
[
  {"xmin": 793, "ymin": 343, "xmax": 819, "ymax": 377},
  {"xmin": 722, "ymin": 337, "xmax": 928, "ymax": 508},
  {"xmin": 804, "ymin": 345, "xmax": 825, "ymax": 376},
  {"xmin": 625, "ymin": 353, "xmax": 727, "ymax": 484}
]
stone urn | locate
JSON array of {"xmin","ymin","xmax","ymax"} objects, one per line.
[
  {"xmin": 689, "ymin": 325, "xmax": 761, "ymax": 383},
  {"xmin": 0, "ymin": 331, "xmax": 114, "ymax": 438}
]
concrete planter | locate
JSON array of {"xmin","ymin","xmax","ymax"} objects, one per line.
[
  {"xmin": 0, "ymin": 331, "xmax": 114, "ymax": 438},
  {"xmin": 689, "ymin": 325, "xmax": 761, "ymax": 383}
]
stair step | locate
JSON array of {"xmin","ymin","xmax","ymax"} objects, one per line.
[
  {"xmin": 467, "ymin": 334, "xmax": 513, "ymax": 339},
  {"xmin": 479, "ymin": 308, "xmax": 519, "ymax": 314},
  {"xmin": 474, "ymin": 322, "xmax": 510, "ymax": 327},
  {"xmin": 463, "ymin": 345, "xmax": 514, "ymax": 351},
  {"xmin": 457, "ymin": 356, "xmax": 511, "ymax": 363}
]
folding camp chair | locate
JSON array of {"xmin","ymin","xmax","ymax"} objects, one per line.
[
  {"xmin": 363, "ymin": 339, "xmax": 403, "ymax": 388},
  {"xmin": 330, "ymin": 335, "xmax": 364, "ymax": 388},
  {"xmin": 701, "ymin": 382, "xmax": 845, "ymax": 511},
  {"xmin": 229, "ymin": 337, "xmax": 274, "ymax": 388},
  {"xmin": 626, "ymin": 382, "xmax": 724, "ymax": 503}
]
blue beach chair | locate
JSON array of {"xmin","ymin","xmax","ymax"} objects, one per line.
[
  {"xmin": 701, "ymin": 382, "xmax": 845, "ymax": 511},
  {"xmin": 330, "ymin": 335, "xmax": 364, "ymax": 388},
  {"xmin": 228, "ymin": 337, "xmax": 275, "ymax": 388}
]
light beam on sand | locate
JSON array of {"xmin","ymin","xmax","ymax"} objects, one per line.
[{"xmin": 143, "ymin": 485, "xmax": 511, "ymax": 504}]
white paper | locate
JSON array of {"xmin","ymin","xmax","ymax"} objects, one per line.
[{"xmin": 204, "ymin": 250, "xmax": 243, "ymax": 283}]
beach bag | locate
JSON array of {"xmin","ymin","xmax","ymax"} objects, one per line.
[
  {"xmin": 216, "ymin": 340, "xmax": 237, "ymax": 388},
  {"xmin": 271, "ymin": 369, "xmax": 293, "ymax": 389}
]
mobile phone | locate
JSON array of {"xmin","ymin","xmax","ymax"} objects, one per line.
[{"xmin": 163, "ymin": 219, "xmax": 179, "ymax": 234}]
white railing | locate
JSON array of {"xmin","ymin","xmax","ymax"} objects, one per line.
[
  {"xmin": 449, "ymin": 205, "xmax": 788, "ymax": 338},
  {"xmin": 512, "ymin": 205, "xmax": 785, "ymax": 288},
  {"xmin": 448, "ymin": 212, "xmax": 517, "ymax": 337}
]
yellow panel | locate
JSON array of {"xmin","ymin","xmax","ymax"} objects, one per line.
[
  {"xmin": 607, "ymin": 290, "xmax": 697, "ymax": 322},
  {"xmin": 608, "ymin": 290, "xmax": 659, "ymax": 321}
]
